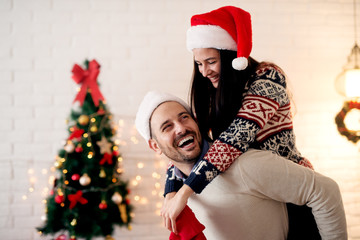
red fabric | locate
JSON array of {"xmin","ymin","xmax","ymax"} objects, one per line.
[
  {"xmin": 169, "ymin": 205, "xmax": 206, "ymax": 240},
  {"xmin": 190, "ymin": 6, "xmax": 252, "ymax": 60}
]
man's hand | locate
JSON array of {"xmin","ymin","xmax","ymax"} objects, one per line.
[{"xmin": 161, "ymin": 185, "xmax": 194, "ymax": 234}]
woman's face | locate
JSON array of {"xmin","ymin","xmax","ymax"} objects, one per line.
[{"xmin": 193, "ymin": 48, "xmax": 221, "ymax": 88}]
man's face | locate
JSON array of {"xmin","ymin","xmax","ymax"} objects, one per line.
[{"xmin": 149, "ymin": 101, "xmax": 202, "ymax": 163}]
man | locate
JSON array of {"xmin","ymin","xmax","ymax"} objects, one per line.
[{"xmin": 135, "ymin": 91, "xmax": 347, "ymax": 240}]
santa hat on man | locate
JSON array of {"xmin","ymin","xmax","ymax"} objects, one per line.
[
  {"xmin": 135, "ymin": 91, "xmax": 191, "ymax": 142},
  {"xmin": 186, "ymin": 6, "xmax": 252, "ymax": 71}
]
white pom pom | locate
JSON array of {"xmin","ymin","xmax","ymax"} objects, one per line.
[{"xmin": 232, "ymin": 57, "xmax": 248, "ymax": 70}]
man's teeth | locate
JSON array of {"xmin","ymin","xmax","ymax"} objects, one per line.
[{"xmin": 178, "ymin": 136, "xmax": 194, "ymax": 147}]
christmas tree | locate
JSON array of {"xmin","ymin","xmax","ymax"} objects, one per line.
[{"xmin": 37, "ymin": 60, "xmax": 133, "ymax": 240}]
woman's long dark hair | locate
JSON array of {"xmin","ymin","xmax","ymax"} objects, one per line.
[{"xmin": 190, "ymin": 50, "xmax": 259, "ymax": 141}]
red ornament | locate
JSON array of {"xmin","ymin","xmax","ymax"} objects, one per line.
[
  {"xmin": 68, "ymin": 127, "xmax": 85, "ymax": 141},
  {"xmin": 99, "ymin": 201, "xmax": 108, "ymax": 210},
  {"xmin": 72, "ymin": 59, "xmax": 105, "ymax": 106},
  {"xmin": 75, "ymin": 146, "xmax": 83, "ymax": 153},
  {"xmin": 55, "ymin": 194, "xmax": 65, "ymax": 204},
  {"xmin": 126, "ymin": 199, "xmax": 130, "ymax": 205},
  {"xmin": 112, "ymin": 150, "xmax": 119, "ymax": 156},
  {"xmin": 55, "ymin": 234, "xmax": 67, "ymax": 240},
  {"xmin": 71, "ymin": 174, "xmax": 80, "ymax": 181},
  {"xmin": 97, "ymin": 108, "xmax": 106, "ymax": 115}
]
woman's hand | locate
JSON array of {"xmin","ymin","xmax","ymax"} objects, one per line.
[
  {"xmin": 161, "ymin": 185, "xmax": 194, "ymax": 234},
  {"xmin": 162, "ymin": 191, "xmax": 176, "ymax": 232}
]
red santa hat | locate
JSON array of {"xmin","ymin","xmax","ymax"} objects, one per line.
[{"xmin": 186, "ymin": 6, "xmax": 252, "ymax": 71}]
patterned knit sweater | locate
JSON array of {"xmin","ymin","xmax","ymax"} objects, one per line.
[{"xmin": 165, "ymin": 63, "xmax": 313, "ymax": 195}]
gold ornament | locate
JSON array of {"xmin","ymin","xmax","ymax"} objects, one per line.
[
  {"xmin": 99, "ymin": 168, "xmax": 106, "ymax": 178},
  {"xmin": 70, "ymin": 218, "xmax": 77, "ymax": 226},
  {"xmin": 127, "ymin": 224, "xmax": 132, "ymax": 230},
  {"xmin": 118, "ymin": 203, "xmax": 128, "ymax": 223},
  {"xmin": 105, "ymin": 235, "xmax": 115, "ymax": 240},
  {"xmin": 90, "ymin": 126, "xmax": 98, "ymax": 132},
  {"xmin": 79, "ymin": 173, "xmax": 91, "ymax": 186},
  {"xmin": 111, "ymin": 192, "xmax": 123, "ymax": 204},
  {"xmin": 96, "ymin": 136, "xmax": 112, "ymax": 154},
  {"xmin": 54, "ymin": 159, "xmax": 62, "ymax": 168},
  {"xmin": 78, "ymin": 115, "xmax": 89, "ymax": 125}
]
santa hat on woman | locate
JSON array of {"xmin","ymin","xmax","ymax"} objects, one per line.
[{"xmin": 186, "ymin": 6, "xmax": 252, "ymax": 71}]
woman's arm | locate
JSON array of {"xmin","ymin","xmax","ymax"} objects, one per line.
[
  {"xmin": 162, "ymin": 65, "xmax": 289, "ymax": 232},
  {"xmin": 184, "ymin": 65, "xmax": 288, "ymax": 194},
  {"xmin": 161, "ymin": 184, "xmax": 194, "ymax": 234},
  {"xmin": 164, "ymin": 165, "xmax": 184, "ymax": 196}
]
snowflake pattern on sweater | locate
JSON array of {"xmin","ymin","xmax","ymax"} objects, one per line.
[{"xmin": 165, "ymin": 63, "xmax": 311, "ymax": 195}]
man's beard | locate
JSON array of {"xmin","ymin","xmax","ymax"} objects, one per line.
[{"xmin": 160, "ymin": 130, "xmax": 201, "ymax": 164}]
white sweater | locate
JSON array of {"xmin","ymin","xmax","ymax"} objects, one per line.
[{"xmin": 188, "ymin": 149, "xmax": 347, "ymax": 240}]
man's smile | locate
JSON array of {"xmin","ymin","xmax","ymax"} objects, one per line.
[{"xmin": 177, "ymin": 135, "xmax": 195, "ymax": 148}]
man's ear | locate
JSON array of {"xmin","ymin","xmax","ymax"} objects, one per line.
[{"xmin": 148, "ymin": 139, "xmax": 162, "ymax": 155}]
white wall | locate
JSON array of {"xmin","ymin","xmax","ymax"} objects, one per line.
[{"xmin": 1, "ymin": 0, "xmax": 360, "ymax": 239}]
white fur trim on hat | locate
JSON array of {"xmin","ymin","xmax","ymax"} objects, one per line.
[
  {"xmin": 135, "ymin": 91, "xmax": 191, "ymax": 142},
  {"xmin": 232, "ymin": 57, "xmax": 248, "ymax": 70},
  {"xmin": 186, "ymin": 25, "xmax": 237, "ymax": 52}
]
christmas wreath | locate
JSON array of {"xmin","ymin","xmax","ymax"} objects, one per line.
[{"xmin": 335, "ymin": 100, "xmax": 360, "ymax": 143}]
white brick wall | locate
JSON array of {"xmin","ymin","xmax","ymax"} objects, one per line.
[{"xmin": 1, "ymin": 0, "xmax": 360, "ymax": 239}]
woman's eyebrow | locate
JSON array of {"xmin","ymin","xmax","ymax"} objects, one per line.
[{"xmin": 195, "ymin": 57, "xmax": 216, "ymax": 62}]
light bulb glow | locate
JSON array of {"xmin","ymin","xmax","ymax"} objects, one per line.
[{"xmin": 345, "ymin": 69, "xmax": 360, "ymax": 97}]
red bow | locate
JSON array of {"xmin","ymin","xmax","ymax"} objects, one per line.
[
  {"xmin": 72, "ymin": 60, "xmax": 105, "ymax": 106},
  {"xmin": 68, "ymin": 127, "xmax": 85, "ymax": 141},
  {"xmin": 68, "ymin": 190, "xmax": 88, "ymax": 209},
  {"xmin": 99, "ymin": 152, "xmax": 113, "ymax": 165}
]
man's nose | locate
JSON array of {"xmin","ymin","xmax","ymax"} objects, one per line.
[{"xmin": 174, "ymin": 122, "xmax": 186, "ymax": 135}]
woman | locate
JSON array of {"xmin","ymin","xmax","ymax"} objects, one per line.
[{"xmin": 162, "ymin": 6, "xmax": 320, "ymax": 239}]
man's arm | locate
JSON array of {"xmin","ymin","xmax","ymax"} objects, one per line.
[{"xmin": 238, "ymin": 149, "xmax": 347, "ymax": 240}]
